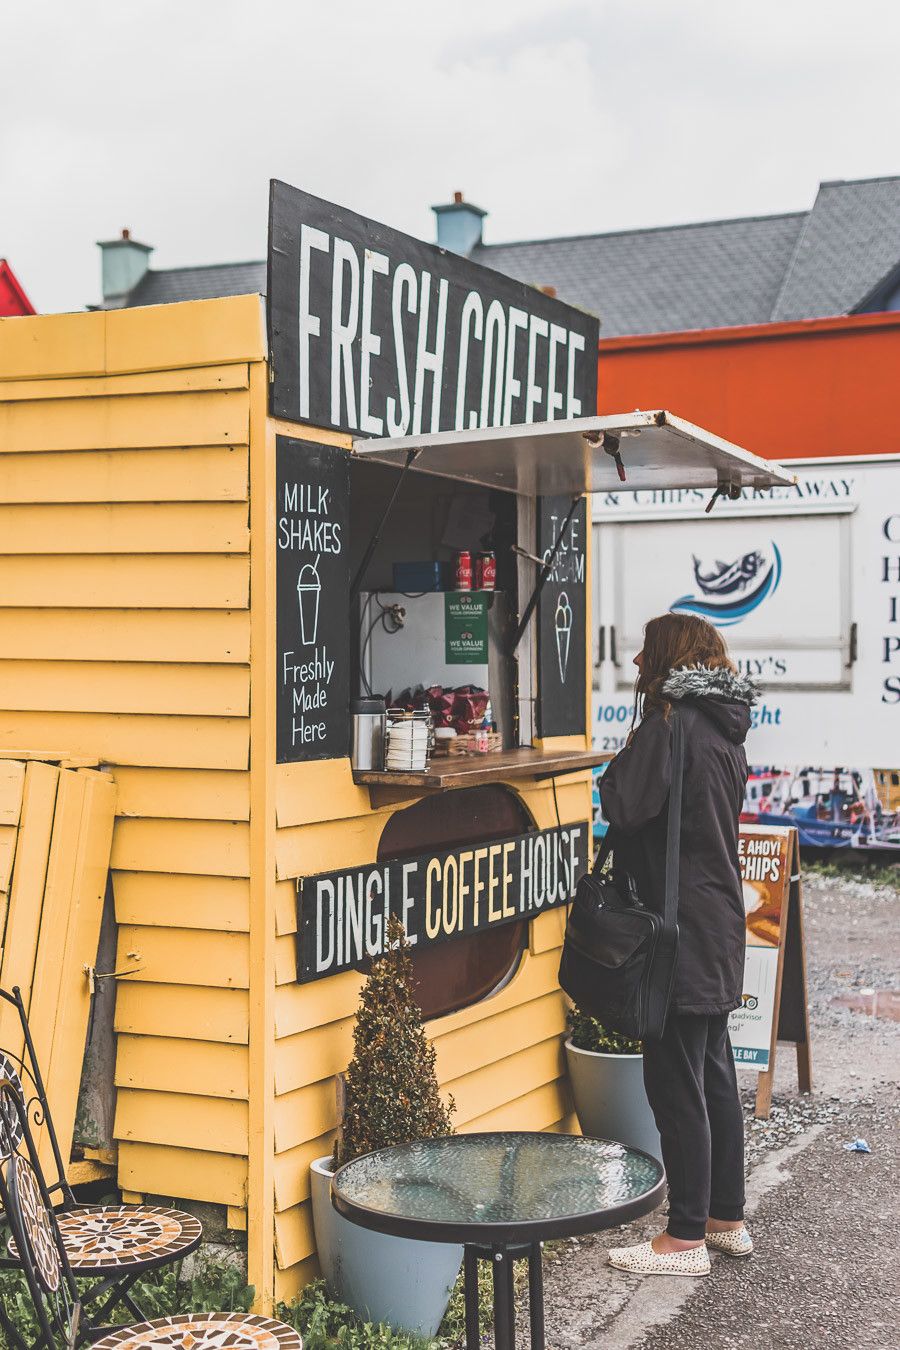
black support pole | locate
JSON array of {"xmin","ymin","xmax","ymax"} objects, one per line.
[
  {"xmin": 528, "ymin": 1242, "xmax": 545, "ymax": 1350},
  {"xmin": 464, "ymin": 1246, "xmax": 480, "ymax": 1350},
  {"xmin": 491, "ymin": 1246, "xmax": 516, "ymax": 1350}
]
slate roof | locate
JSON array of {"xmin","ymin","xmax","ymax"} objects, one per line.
[{"xmin": 111, "ymin": 176, "xmax": 900, "ymax": 337}]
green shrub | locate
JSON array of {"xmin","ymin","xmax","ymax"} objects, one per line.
[
  {"xmin": 566, "ymin": 1007, "xmax": 642, "ymax": 1055},
  {"xmin": 334, "ymin": 916, "xmax": 454, "ymax": 1168}
]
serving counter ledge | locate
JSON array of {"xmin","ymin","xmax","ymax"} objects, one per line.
[{"xmin": 352, "ymin": 746, "xmax": 610, "ymax": 790}]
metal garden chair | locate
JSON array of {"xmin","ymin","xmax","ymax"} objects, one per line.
[
  {"xmin": 0, "ymin": 984, "xmax": 202, "ymax": 1328},
  {"xmin": 0, "ymin": 1076, "xmax": 303, "ymax": 1349}
]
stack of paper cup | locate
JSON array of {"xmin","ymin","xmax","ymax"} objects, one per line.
[{"xmin": 385, "ymin": 710, "xmax": 431, "ymax": 772}]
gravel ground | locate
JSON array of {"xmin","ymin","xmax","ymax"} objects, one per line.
[{"xmin": 525, "ymin": 869, "xmax": 900, "ymax": 1349}]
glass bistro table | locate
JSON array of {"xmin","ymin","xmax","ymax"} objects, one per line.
[{"xmin": 332, "ymin": 1132, "xmax": 665, "ymax": 1350}]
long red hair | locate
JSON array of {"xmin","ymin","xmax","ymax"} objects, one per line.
[{"xmin": 635, "ymin": 613, "xmax": 735, "ymax": 721}]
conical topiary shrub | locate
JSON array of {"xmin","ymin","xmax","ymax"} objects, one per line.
[{"xmin": 333, "ymin": 916, "xmax": 454, "ymax": 1168}]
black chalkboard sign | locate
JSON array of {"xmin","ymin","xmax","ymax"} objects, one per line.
[
  {"xmin": 537, "ymin": 496, "xmax": 587, "ymax": 738},
  {"xmin": 276, "ymin": 437, "xmax": 351, "ymax": 763},
  {"xmin": 268, "ymin": 180, "xmax": 599, "ymax": 435}
]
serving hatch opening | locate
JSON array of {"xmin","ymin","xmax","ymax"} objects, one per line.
[{"xmin": 351, "ymin": 409, "xmax": 796, "ymax": 499}]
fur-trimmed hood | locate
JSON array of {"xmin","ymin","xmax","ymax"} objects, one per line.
[{"xmin": 662, "ymin": 665, "xmax": 756, "ymax": 745}]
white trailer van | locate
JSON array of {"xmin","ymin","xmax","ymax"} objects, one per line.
[{"xmin": 591, "ymin": 454, "xmax": 900, "ymax": 848}]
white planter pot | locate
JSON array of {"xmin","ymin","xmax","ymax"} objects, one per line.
[
  {"xmin": 310, "ymin": 1156, "xmax": 463, "ymax": 1337},
  {"xmin": 564, "ymin": 1039, "xmax": 662, "ymax": 1161}
]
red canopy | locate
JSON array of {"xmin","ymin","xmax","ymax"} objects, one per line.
[{"xmin": 0, "ymin": 260, "xmax": 35, "ymax": 316}]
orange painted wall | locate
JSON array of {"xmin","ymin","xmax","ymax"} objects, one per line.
[{"xmin": 596, "ymin": 311, "xmax": 900, "ymax": 461}]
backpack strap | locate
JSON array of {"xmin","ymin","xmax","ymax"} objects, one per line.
[{"xmin": 663, "ymin": 708, "xmax": 685, "ymax": 935}]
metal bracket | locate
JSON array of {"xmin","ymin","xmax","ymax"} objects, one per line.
[
  {"xmin": 83, "ymin": 963, "xmax": 144, "ymax": 995},
  {"xmin": 705, "ymin": 476, "xmax": 742, "ymax": 513}
]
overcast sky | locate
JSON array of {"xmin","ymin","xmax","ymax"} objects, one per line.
[{"xmin": 4, "ymin": 0, "xmax": 899, "ymax": 313}]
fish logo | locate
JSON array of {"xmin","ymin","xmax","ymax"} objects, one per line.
[{"xmin": 671, "ymin": 543, "xmax": 781, "ymax": 627}]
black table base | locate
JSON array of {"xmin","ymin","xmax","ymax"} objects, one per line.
[{"xmin": 464, "ymin": 1241, "xmax": 544, "ymax": 1350}]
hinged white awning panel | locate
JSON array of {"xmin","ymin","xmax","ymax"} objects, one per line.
[{"xmin": 351, "ymin": 410, "xmax": 795, "ymax": 498}]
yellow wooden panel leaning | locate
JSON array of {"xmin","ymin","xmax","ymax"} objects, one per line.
[
  {"xmin": 115, "ymin": 1035, "xmax": 248, "ymax": 1100},
  {"xmin": 0, "ymin": 761, "xmax": 26, "ymax": 827},
  {"xmin": 0, "ymin": 826, "xmax": 17, "ymax": 894},
  {"xmin": 113, "ymin": 768, "xmax": 250, "ymax": 822},
  {"xmin": 114, "ymin": 981, "xmax": 249, "ymax": 1045},
  {"xmin": 0, "ymin": 447, "xmax": 249, "ymax": 505},
  {"xmin": 0, "ymin": 389, "xmax": 249, "ymax": 455},
  {"xmin": 274, "ymin": 1202, "xmax": 315, "ymax": 1272},
  {"xmin": 0, "ymin": 363, "xmax": 250, "ymax": 404},
  {"xmin": 273, "ymin": 1078, "xmax": 337, "ymax": 1155},
  {"xmin": 0, "ymin": 503, "xmax": 250, "ymax": 555},
  {"xmin": 0, "ymin": 554, "xmax": 249, "ymax": 610},
  {"xmin": 116, "ymin": 925, "xmax": 250, "ymax": 989},
  {"xmin": 41, "ymin": 770, "xmax": 117, "ymax": 1179},
  {"xmin": 0, "ymin": 310, "xmax": 106, "ymax": 381},
  {"xmin": 0, "ymin": 712, "xmax": 250, "ymax": 771},
  {"xmin": 448, "ymin": 1037, "xmax": 563, "ymax": 1127},
  {"xmin": 273, "ymin": 1131, "xmax": 334, "ymax": 1214},
  {"xmin": 0, "ymin": 610, "xmax": 250, "ymax": 666},
  {"xmin": 0, "ymin": 661, "xmax": 249, "ymax": 718},
  {"xmin": 117, "ymin": 1141, "xmax": 248, "ymax": 1207},
  {"xmin": 114, "ymin": 1088, "xmax": 248, "ymax": 1155},
  {"xmin": 274, "ymin": 1018, "xmax": 355, "ymax": 1098},
  {"xmin": 0, "ymin": 761, "xmax": 59, "ymax": 1057},
  {"xmin": 105, "ymin": 296, "xmax": 266, "ymax": 376},
  {"xmin": 111, "ymin": 819, "xmax": 251, "ymax": 877},
  {"xmin": 112, "ymin": 872, "xmax": 250, "ymax": 932}
]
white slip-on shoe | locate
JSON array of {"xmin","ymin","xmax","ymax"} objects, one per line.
[
  {"xmin": 607, "ymin": 1239, "xmax": 711, "ymax": 1277},
  {"xmin": 705, "ymin": 1225, "xmax": 753, "ymax": 1257}
]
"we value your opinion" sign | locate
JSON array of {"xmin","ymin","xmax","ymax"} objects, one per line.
[
  {"xmin": 268, "ymin": 180, "xmax": 599, "ymax": 437},
  {"xmin": 296, "ymin": 822, "xmax": 589, "ymax": 982}
]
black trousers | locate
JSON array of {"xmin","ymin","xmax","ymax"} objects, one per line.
[{"xmin": 642, "ymin": 1012, "xmax": 745, "ymax": 1240}]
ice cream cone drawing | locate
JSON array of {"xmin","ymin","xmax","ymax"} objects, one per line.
[
  {"xmin": 297, "ymin": 557, "xmax": 321, "ymax": 646},
  {"xmin": 555, "ymin": 591, "xmax": 573, "ymax": 682}
]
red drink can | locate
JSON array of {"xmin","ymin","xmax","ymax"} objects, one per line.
[
  {"xmin": 455, "ymin": 550, "xmax": 473, "ymax": 590},
  {"xmin": 476, "ymin": 551, "xmax": 496, "ymax": 591}
]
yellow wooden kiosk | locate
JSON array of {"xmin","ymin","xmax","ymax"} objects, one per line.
[{"xmin": 0, "ymin": 181, "xmax": 793, "ymax": 1311}]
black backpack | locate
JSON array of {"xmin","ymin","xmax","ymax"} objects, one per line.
[{"xmin": 558, "ymin": 710, "xmax": 684, "ymax": 1041}]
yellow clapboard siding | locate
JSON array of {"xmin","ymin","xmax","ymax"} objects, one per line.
[
  {"xmin": 0, "ymin": 311, "xmax": 107, "ymax": 381},
  {"xmin": 274, "ymin": 813, "xmax": 386, "ymax": 881},
  {"xmin": 0, "ymin": 826, "xmax": 17, "ymax": 892},
  {"xmin": 0, "ymin": 712, "xmax": 249, "ymax": 770},
  {"xmin": 0, "ymin": 363, "xmax": 250, "ymax": 403},
  {"xmin": 435, "ymin": 993, "xmax": 566, "ymax": 1084},
  {"xmin": 275, "ymin": 1202, "xmax": 315, "ymax": 1271},
  {"xmin": 113, "ymin": 769, "xmax": 250, "ymax": 822},
  {"xmin": 274, "ymin": 1079, "xmax": 337, "ymax": 1154},
  {"xmin": 0, "ymin": 389, "xmax": 249, "ymax": 454},
  {"xmin": 0, "ymin": 502, "xmax": 250, "ymax": 554},
  {"xmin": 275, "ymin": 1257, "xmax": 320, "ymax": 1306},
  {"xmin": 111, "ymin": 819, "xmax": 251, "ymax": 876},
  {"xmin": 0, "ymin": 609, "xmax": 250, "ymax": 664},
  {"xmin": 0, "ymin": 760, "xmax": 26, "ymax": 826},
  {"xmin": 117, "ymin": 1142, "xmax": 248, "ymax": 1207},
  {"xmin": 275, "ymin": 879, "xmax": 297, "ymax": 937},
  {"xmin": 0, "ymin": 762, "xmax": 58, "ymax": 1056},
  {"xmin": 0, "ymin": 447, "xmax": 249, "ymax": 505},
  {"xmin": 463, "ymin": 1079, "xmax": 568, "ymax": 1134},
  {"xmin": 449, "ymin": 1037, "xmax": 563, "ymax": 1127},
  {"xmin": 275, "ymin": 934, "xmax": 298, "ymax": 986},
  {"xmin": 0, "ymin": 554, "xmax": 249, "ymax": 609},
  {"xmin": 530, "ymin": 906, "xmax": 567, "ymax": 956},
  {"xmin": 113, "ymin": 872, "xmax": 250, "ymax": 932},
  {"xmin": 0, "ymin": 661, "xmax": 249, "ymax": 718},
  {"xmin": 114, "ymin": 981, "xmax": 249, "ymax": 1044},
  {"xmin": 275, "ymin": 759, "xmax": 371, "ymax": 829},
  {"xmin": 115, "ymin": 1035, "xmax": 248, "ymax": 1100},
  {"xmin": 104, "ymin": 296, "xmax": 266, "ymax": 376},
  {"xmin": 514, "ymin": 778, "xmax": 592, "ymax": 832},
  {"xmin": 275, "ymin": 969, "xmax": 364, "ymax": 1040},
  {"xmin": 273, "ymin": 1132, "xmax": 333, "ymax": 1213},
  {"xmin": 274, "ymin": 1019, "xmax": 354, "ymax": 1098},
  {"xmin": 114, "ymin": 1088, "xmax": 248, "ymax": 1155},
  {"xmin": 116, "ymin": 925, "xmax": 250, "ymax": 989}
]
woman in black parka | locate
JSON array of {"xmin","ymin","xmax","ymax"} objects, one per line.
[{"xmin": 600, "ymin": 613, "xmax": 757, "ymax": 1278}]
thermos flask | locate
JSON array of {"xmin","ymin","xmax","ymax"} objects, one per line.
[{"xmin": 351, "ymin": 697, "xmax": 386, "ymax": 771}]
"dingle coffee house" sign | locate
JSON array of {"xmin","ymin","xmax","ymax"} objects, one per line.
[
  {"xmin": 296, "ymin": 822, "xmax": 589, "ymax": 982},
  {"xmin": 268, "ymin": 180, "xmax": 599, "ymax": 436}
]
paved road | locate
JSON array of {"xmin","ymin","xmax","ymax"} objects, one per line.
[{"xmin": 527, "ymin": 870, "xmax": 900, "ymax": 1350}]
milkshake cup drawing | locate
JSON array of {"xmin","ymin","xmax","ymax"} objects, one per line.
[
  {"xmin": 297, "ymin": 558, "xmax": 321, "ymax": 646},
  {"xmin": 555, "ymin": 591, "xmax": 573, "ymax": 682}
]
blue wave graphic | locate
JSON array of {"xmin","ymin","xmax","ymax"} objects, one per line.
[{"xmin": 672, "ymin": 544, "xmax": 782, "ymax": 627}]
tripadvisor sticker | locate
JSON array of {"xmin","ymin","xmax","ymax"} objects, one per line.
[{"xmin": 445, "ymin": 592, "xmax": 489, "ymax": 664}]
